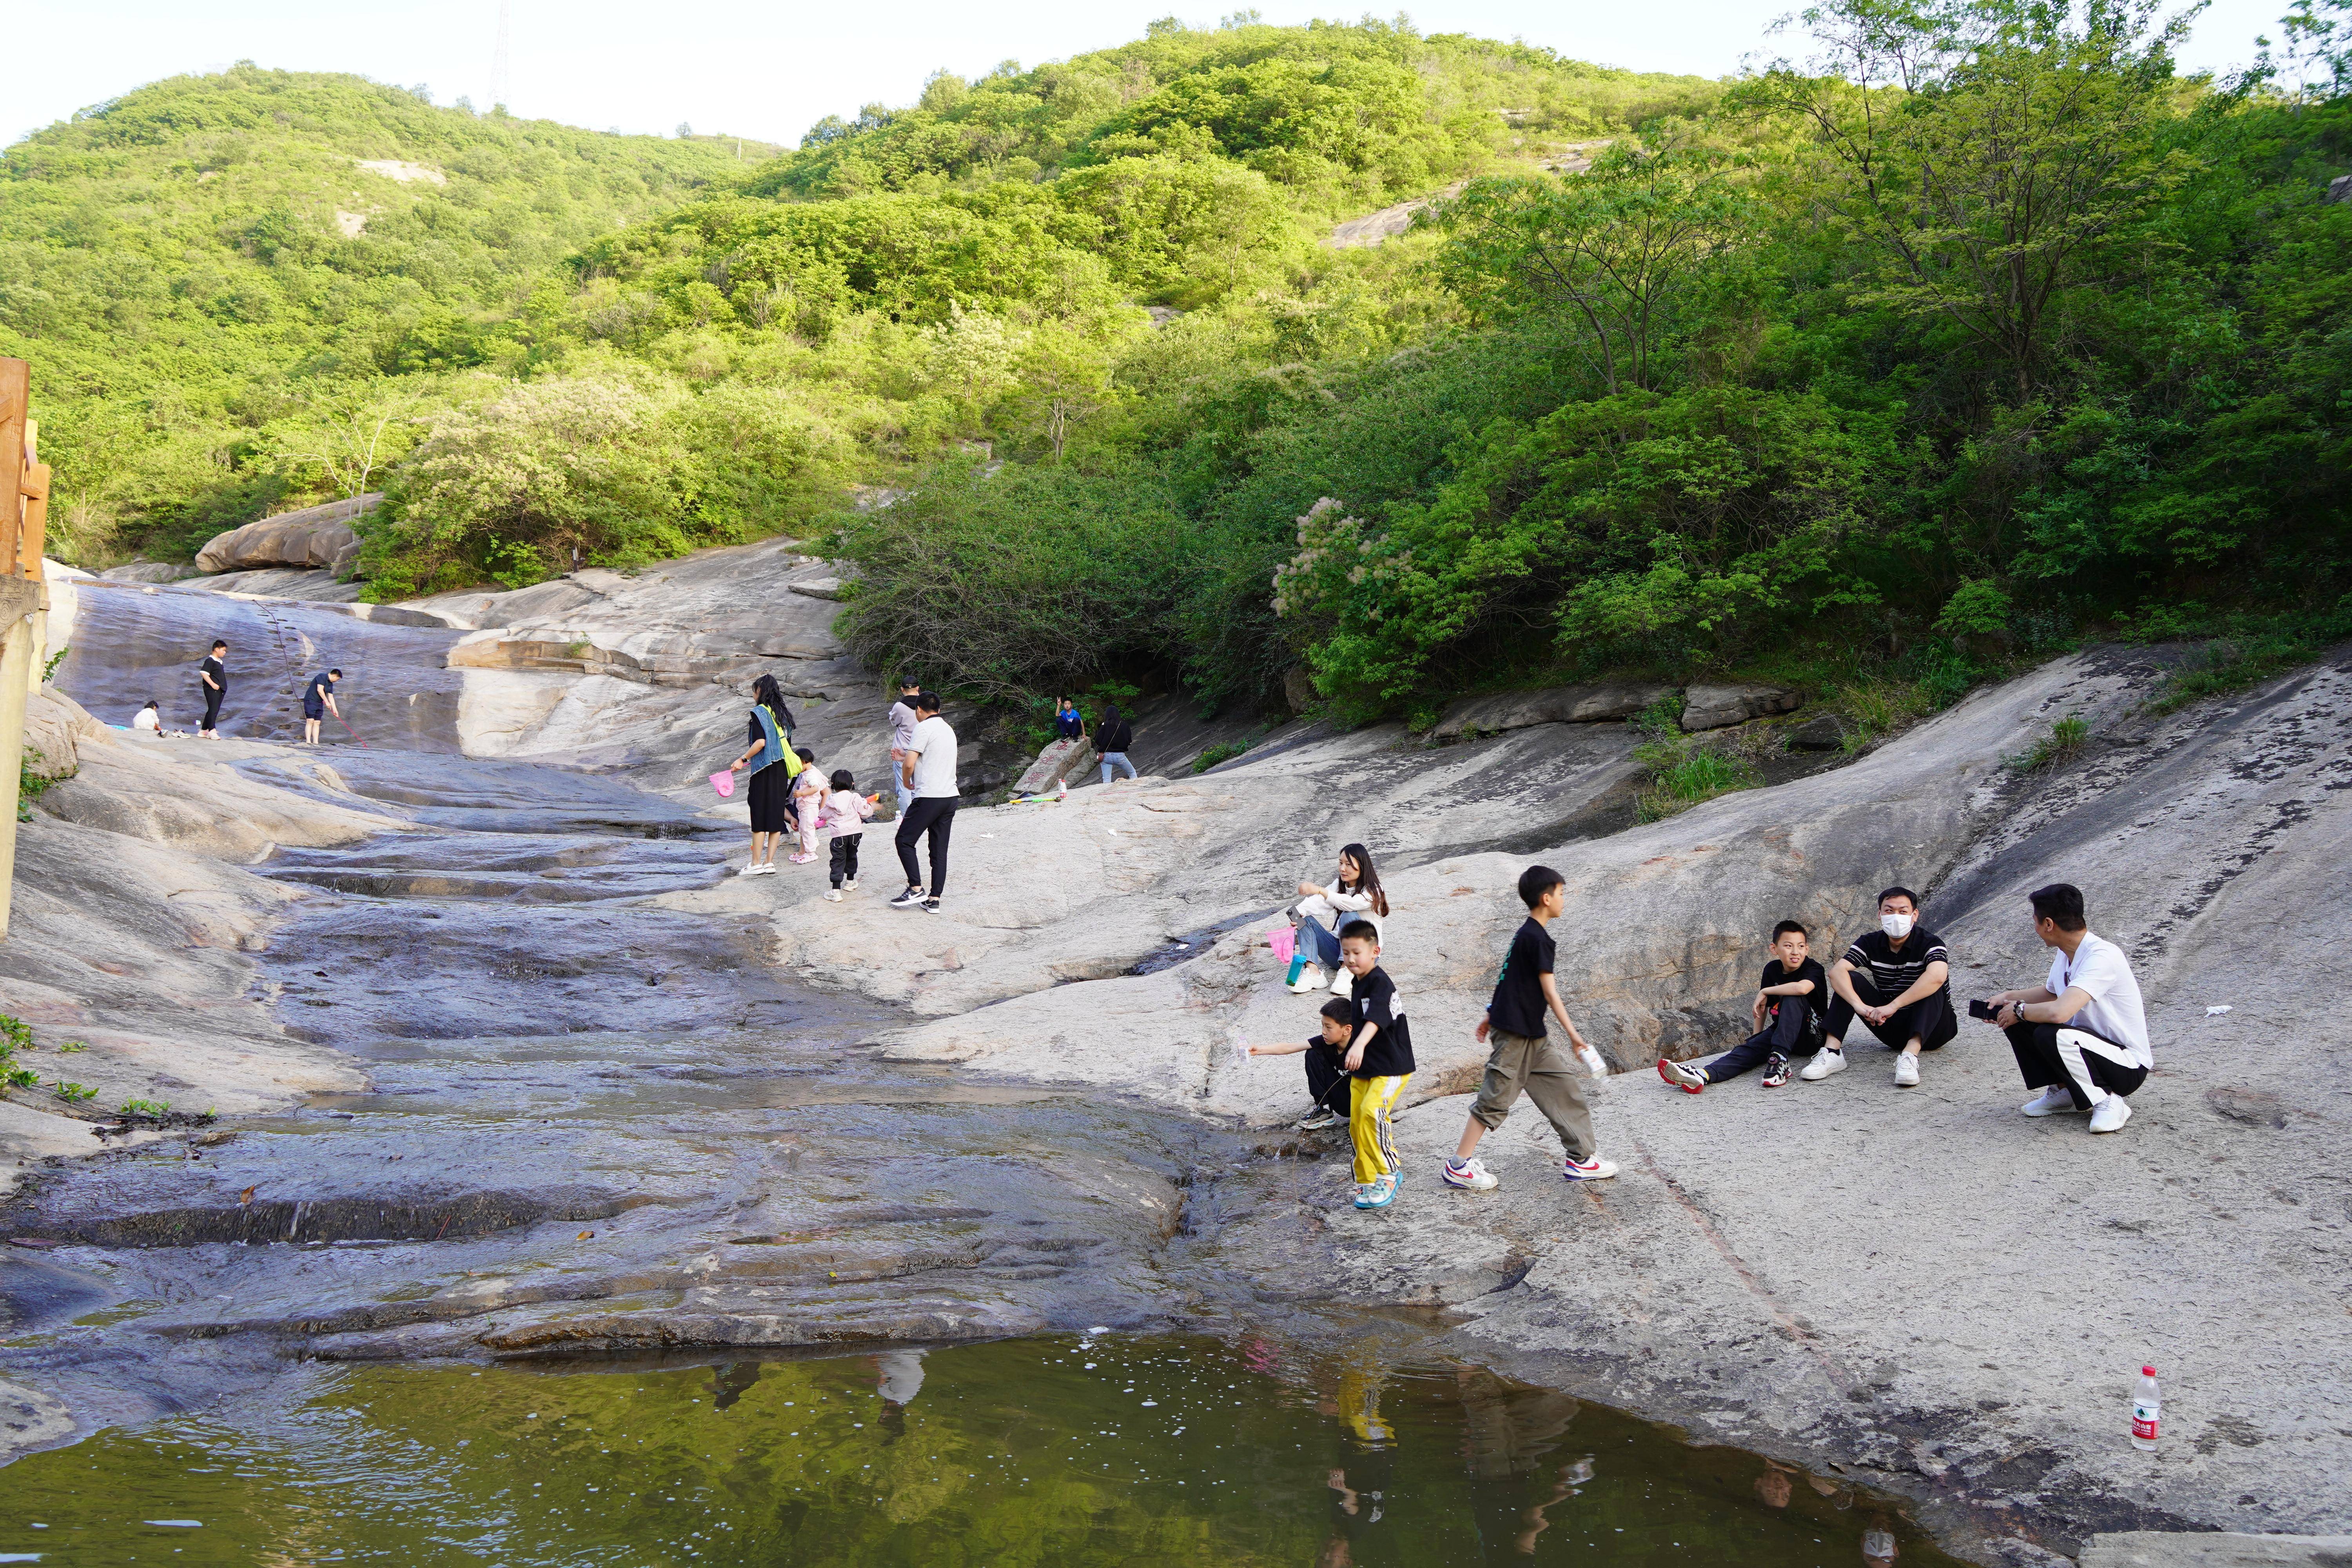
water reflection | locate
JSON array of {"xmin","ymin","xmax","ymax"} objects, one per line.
[{"xmin": 6, "ymin": 1334, "xmax": 1962, "ymax": 1566}]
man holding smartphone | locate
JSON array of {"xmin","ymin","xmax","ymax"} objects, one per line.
[{"xmin": 1978, "ymin": 882, "xmax": 2151, "ymax": 1133}]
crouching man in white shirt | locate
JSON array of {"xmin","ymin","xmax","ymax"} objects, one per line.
[{"xmin": 1980, "ymin": 882, "xmax": 2151, "ymax": 1133}]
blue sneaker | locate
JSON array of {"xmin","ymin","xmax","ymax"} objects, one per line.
[{"xmin": 1358, "ymin": 1175, "xmax": 1399, "ymax": 1209}]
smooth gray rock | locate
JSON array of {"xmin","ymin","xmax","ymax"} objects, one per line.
[
  {"xmin": 1787, "ymin": 712, "xmax": 1851, "ymax": 750},
  {"xmin": 1430, "ymin": 681, "xmax": 1671, "ymax": 740},
  {"xmin": 2327, "ymin": 173, "xmax": 2351, "ymax": 204},
  {"xmin": 787, "ymin": 577, "xmax": 846, "ymax": 600},
  {"xmin": 96, "ymin": 561, "xmax": 200, "ymax": 584},
  {"xmin": 193, "ymin": 494, "xmax": 379, "ymax": 575},
  {"xmin": 1681, "ymin": 681, "xmax": 1801, "ymax": 731},
  {"xmin": 1014, "ymin": 737, "xmax": 1096, "ymax": 795},
  {"xmin": 2082, "ymin": 1535, "xmax": 2352, "ymax": 1567}
]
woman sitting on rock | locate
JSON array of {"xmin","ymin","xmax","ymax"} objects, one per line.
[
  {"xmin": 1288, "ymin": 842, "xmax": 1389, "ymax": 997},
  {"xmin": 726, "ymin": 674, "xmax": 801, "ymax": 877}
]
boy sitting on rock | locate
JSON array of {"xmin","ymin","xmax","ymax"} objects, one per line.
[{"xmin": 1658, "ymin": 920, "xmax": 1826, "ymax": 1092}]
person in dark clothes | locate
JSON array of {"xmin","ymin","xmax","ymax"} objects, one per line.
[
  {"xmin": 725, "ymin": 674, "xmax": 802, "ymax": 877},
  {"xmin": 300, "ymin": 668, "xmax": 341, "ymax": 745},
  {"xmin": 197, "ymin": 640, "xmax": 228, "ymax": 738},
  {"xmin": 1658, "ymin": 920, "xmax": 1827, "ymax": 1091},
  {"xmin": 1246, "ymin": 998, "xmax": 1357, "ymax": 1131},
  {"xmin": 1801, "ymin": 886, "xmax": 1957, "ymax": 1088},
  {"xmin": 1094, "ymin": 703, "xmax": 1136, "ymax": 784},
  {"xmin": 1441, "ymin": 864, "xmax": 1615, "ymax": 1192}
]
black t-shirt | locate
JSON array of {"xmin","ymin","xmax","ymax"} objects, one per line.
[
  {"xmin": 1486, "ymin": 917, "xmax": 1555, "ymax": 1038},
  {"xmin": 198, "ymin": 655, "xmax": 226, "ymax": 694},
  {"xmin": 1841, "ymin": 928, "xmax": 1951, "ymax": 1000},
  {"xmin": 1348, "ymin": 965, "xmax": 1415, "ymax": 1078},
  {"xmin": 304, "ymin": 673, "xmax": 334, "ymax": 708},
  {"xmin": 1762, "ymin": 957, "xmax": 1828, "ymax": 1033}
]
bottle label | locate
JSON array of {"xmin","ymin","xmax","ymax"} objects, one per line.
[{"xmin": 2132, "ymin": 1406, "xmax": 2159, "ymax": 1441}]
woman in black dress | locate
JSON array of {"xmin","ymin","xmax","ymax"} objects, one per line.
[{"xmin": 725, "ymin": 675, "xmax": 799, "ymax": 877}]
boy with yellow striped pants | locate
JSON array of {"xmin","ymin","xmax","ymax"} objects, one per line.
[{"xmin": 1336, "ymin": 920, "xmax": 1414, "ymax": 1210}]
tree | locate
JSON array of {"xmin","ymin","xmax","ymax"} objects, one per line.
[
  {"xmin": 271, "ymin": 386, "xmax": 417, "ymax": 502},
  {"xmin": 1428, "ymin": 143, "xmax": 1749, "ymax": 395},
  {"xmin": 1745, "ymin": 0, "xmax": 2200, "ymax": 399}
]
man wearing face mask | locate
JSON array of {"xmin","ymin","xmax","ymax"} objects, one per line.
[{"xmin": 1800, "ymin": 886, "xmax": 1956, "ymax": 1087}]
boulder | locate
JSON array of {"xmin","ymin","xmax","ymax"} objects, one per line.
[
  {"xmin": 1014, "ymin": 737, "xmax": 1098, "ymax": 795},
  {"xmin": 1786, "ymin": 712, "xmax": 1851, "ymax": 751},
  {"xmin": 1283, "ymin": 665, "xmax": 1319, "ymax": 714},
  {"xmin": 1429, "ymin": 682, "xmax": 1671, "ymax": 741},
  {"xmin": 97, "ymin": 561, "xmax": 200, "ymax": 584},
  {"xmin": 2328, "ymin": 173, "xmax": 2352, "ymax": 205},
  {"xmin": 21, "ymin": 688, "xmax": 105, "ymax": 779},
  {"xmin": 1681, "ymin": 682, "xmax": 1801, "ymax": 731},
  {"xmin": 193, "ymin": 494, "xmax": 380, "ymax": 576},
  {"xmin": 787, "ymin": 577, "xmax": 846, "ymax": 601}
]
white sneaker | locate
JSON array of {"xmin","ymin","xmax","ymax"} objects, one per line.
[
  {"xmin": 2089, "ymin": 1095, "xmax": 2133, "ymax": 1133},
  {"xmin": 1894, "ymin": 1053, "xmax": 1920, "ymax": 1087},
  {"xmin": 1798, "ymin": 1048, "xmax": 1847, "ymax": 1082},
  {"xmin": 738, "ymin": 863, "xmax": 765, "ymax": 877},
  {"xmin": 1329, "ymin": 969, "xmax": 1354, "ymax": 997},
  {"xmin": 1442, "ymin": 1157, "xmax": 1499, "ymax": 1191},
  {"xmin": 824, "ymin": 889, "xmax": 842, "ymax": 902},
  {"xmin": 2021, "ymin": 1085, "xmax": 2079, "ymax": 1117},
  {"xmin": 843, "ymin": 880, "xmax": 858, "ymax": 891},
  {"xmin": 1289, "ymin": 966, "xmax": 1325, "ymax": 995},
  {"xmin": 1563, "ymin": 1154, "xmax": 1619, "ymax": 1182}
]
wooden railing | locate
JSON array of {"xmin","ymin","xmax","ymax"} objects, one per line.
[{"xmin": 0, "ymin": 358, "xmax": 45, "ymax": 583}]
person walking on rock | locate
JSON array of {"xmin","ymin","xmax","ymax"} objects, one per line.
[
  {"xmin": 1982, "ymin": 882, "xmax": 2151, "ymax": 1133},
  {"xmin": 1441, "ymin": 865, "xmax": 1616, "ymax": 1192},
  {"xmin": 1094, "ymin": 703, "xmax": 1137, "ymax": 786},
  {"xmin": 1288, "ymin": 844, "xmax": 1388, "ymax": 998},
  {"xmin": 1658, "ymin": 920, "xmax": 1825, "ymax": 1092},
  {"xmin": 197, "ymin": 640, "xmax": 228, "ymax": 739},
  {"xmin": 300, "ymin": 668, "xmax": 342, "ymax": 745},
  {"xmin": 887, "ymin": 677, "xmax": 921, "ymax": 818},
  {"xmin": 1801, "ymin": 886, "xmax": 1956, "ymax": 1087},
  {"xmin": 726, "ymin": 673, "xmax": 802, "ymax": 877},
  {"xmin": 891, "ymin": 692, "xmax": 958, "ymax": 913},
  {"xmin": 821, "ymin": 769, "xmax": 875, "ymax": 901}
]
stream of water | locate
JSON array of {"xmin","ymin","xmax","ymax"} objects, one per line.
[{"xmin": 5, "ymin": 583, "xmax": 1962, "ymax": 1565}]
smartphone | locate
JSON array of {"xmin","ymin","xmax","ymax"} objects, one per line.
[{"xmin": 1967, "ymin": 998, "xmax": 1999, "ymax": 1021}]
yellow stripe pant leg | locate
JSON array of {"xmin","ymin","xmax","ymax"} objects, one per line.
[{"xmin": 1349, "ymin": 1074, "xmax": 1411, "ymax": 1185}]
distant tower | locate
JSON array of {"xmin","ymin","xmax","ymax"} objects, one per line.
[{"xmin": 488, "ymin": 0, "xmax": 512, "ymax": 112}]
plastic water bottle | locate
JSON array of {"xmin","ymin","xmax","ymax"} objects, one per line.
[{"xmin": 2132, "ymin": 1365, "xmax": 2160, "ymax": 1450}]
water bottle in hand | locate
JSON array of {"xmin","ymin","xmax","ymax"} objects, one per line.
[{"xmin": 2132, "ymin": 1365, "xmax": 2160, "ymax": 1450}]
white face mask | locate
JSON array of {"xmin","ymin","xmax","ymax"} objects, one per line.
[{"xmin": 1881, "ymin": 911, "xmax": 1915, "ymax": 940}]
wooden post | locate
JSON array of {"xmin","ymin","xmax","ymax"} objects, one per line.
[{"xmin": 0, "ymin": 359, "xmax": 25, "ymax": 580}]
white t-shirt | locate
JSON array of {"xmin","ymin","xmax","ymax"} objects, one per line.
[
  {"xmin": 888, "ymin": 699, "xmax": 918, "ymax": 752},
  {"xmin": 907, "ymin": 715, "xmax": 959, "ymax": 799},
  {"xmin": 132, "ymin": 708, "xmax": 160, "ymax": 732},
  {"xmin": 2048, "ymin": 932, "xmax": 2151, "ymax": 1069}
]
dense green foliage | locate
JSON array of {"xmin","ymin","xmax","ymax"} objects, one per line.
[{"xmin": 8, "ymin": 5, "xmax": 2350, "ymax": 714}]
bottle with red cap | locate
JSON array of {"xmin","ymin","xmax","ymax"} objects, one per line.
[{"xmin": 2132, "ymin": 1365, "xmax": 2160, "ymax": 1450}]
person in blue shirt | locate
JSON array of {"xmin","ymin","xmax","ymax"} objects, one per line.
[
  {"xmin": 301, "ymin": 669, "xmax": 342, "ymax": 746},
  {"xmin": 1053, "ymin": 697, "xmax": 1085, "ymax": 742}
]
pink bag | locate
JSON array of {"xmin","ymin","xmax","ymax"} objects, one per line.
[
  {"xmin": 1268, "ymin": 925, "xmax": 1296, "ymax": 965},
  {"xmin": 710, "ymin": 770, "xmax": 735, "ymax": 798}
]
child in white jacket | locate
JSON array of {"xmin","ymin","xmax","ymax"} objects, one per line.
[
  {"xmin": 821, "ymin": 769, "xmax": 877, "ymax": 900},
  {"xmin": 1289, "ymin": 842, "xmax": 1390, "ymax": 996}
]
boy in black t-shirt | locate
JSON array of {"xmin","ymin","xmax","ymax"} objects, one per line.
[
  {"xmin": 1658, "ymin": 921, "xmax": 1825, "ymax": 1093},
  {"xmin": 1441, "ymin": 865, "xmax": 1617, "ymax": 1193},
  {"xmin": 1247, "ymin": 998, "xmax": 1356, "ymax": 1131},
  {"xmin": 1336, "ymin": 921, "xmax": 1414, "ymax": 1211}
]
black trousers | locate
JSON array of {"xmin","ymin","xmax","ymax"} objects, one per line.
[
  {"xmin": 1826, "ymin": 978, "xmax": 1957, "ymax": 1052},
  {"xmin": 894, "ymin": 796, "xmax": 958, "ymax": 897},
  {"xmin": 2005, "ymin": 1020, "xmax": 2146, "ymax": 1108},
  {"xmin": 1303, "ymin": 1042, "xmax": 1348, "ymax": 1113},
  {"xmin": 829, "ymin": 835, "xmax": 860, "ymax": 887},
  {"xmin": 1702, "ymin": 996, "xmax": 1819, "ymax": 1083},
  {"xmin": 201, "ymin": 687, "xmax": 224, "ymax": 732}
]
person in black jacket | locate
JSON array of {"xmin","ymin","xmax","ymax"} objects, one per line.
[{"xmin": 1095, "ymin": 704, "xmax": 1137, "ymax": 784}]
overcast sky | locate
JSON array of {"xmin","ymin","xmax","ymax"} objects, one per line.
[{"xmin": 14, "ymin": 0, "xmax": 2290, "ymax": 151}]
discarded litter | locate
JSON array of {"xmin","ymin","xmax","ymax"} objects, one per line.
[{"xmin": 2205, "ymin": 1004, "xmax": 2232, "ymax": 1016}]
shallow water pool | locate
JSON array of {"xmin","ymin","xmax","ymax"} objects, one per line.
[{"xmin": 5, "ymin": 1334, "xmax": 1957, "ymax": 1566}]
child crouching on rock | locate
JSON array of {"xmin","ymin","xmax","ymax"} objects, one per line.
[
  {"xmin": 1442, "ymin": 865, "xmax": 1617, "ymax": 1193},
  {"xmin": 1247, "ymin": 998, "xmax": 1356, "ymax": 1131},
  {"xmin": 821, "ymin": 769, "xmax": 875, "ymax": 901},
  {"xmin": 1335, "ymin": 920, "xmax": 1413, "ymax": 1211}
]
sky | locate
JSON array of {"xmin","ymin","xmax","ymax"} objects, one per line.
[{"xmin": 15, "ymin": 0, "xmax": 2293, "ymax": 151}]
